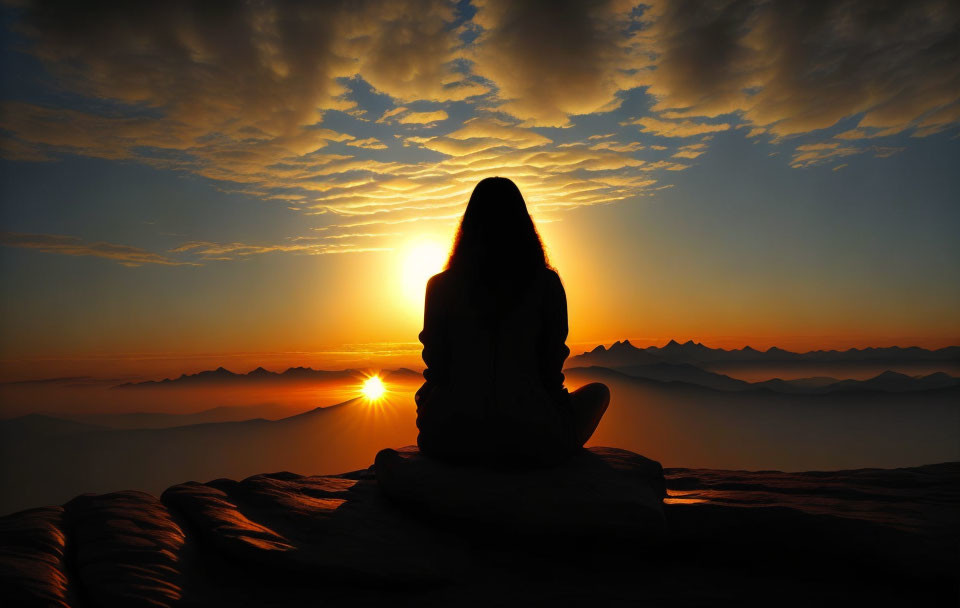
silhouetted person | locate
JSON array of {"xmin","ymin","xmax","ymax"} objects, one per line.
[{"xmin": 415, "ymin": 177, "xmax": 609, "ymax": 465}]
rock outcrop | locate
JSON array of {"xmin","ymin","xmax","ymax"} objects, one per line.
[
  {"xmin": 1, "ymin": 447, "xmax": 957, "ymax": 607},
  {"xmin": 375, "ymin": 446, "xmax": 666, "ymax": 540}
]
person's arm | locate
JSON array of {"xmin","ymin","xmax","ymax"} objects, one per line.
[
  {"xmin": 415, "ymin": 273, "xmax": 447, "ymax": 405},
  {"xmin": 540, "ymin": 270, "xmax": 571, "ymax": 393}
]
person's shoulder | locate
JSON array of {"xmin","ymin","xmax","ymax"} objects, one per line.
[
  {"xmin": 541, "ymin": 267, "xmax": 564, "ymax": 289},
  {"xmin": 426, "ymin": 269, "xmax": 453, "ymax": 292}
]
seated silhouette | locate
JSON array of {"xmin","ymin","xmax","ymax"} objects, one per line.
[{"xmin": 415, "ymin": 177, "xmax": 609, "ymax": 465}]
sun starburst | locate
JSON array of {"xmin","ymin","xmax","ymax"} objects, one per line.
[{"xmin": 360, "ymin": 375, "xmax": 386, "ymax": 401}]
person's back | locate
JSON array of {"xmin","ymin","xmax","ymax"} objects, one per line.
[
  {"xmin": 416, "ymin": 265, "xmax": 574, "ymax": 462},
  {"xmin": 414, "ymin": 177, "xmax": 609, "ymax": 465}
]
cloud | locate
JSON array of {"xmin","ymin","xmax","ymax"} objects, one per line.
[
  {"xmin": 834, "ymin": 127, "xmax": 906, "ymax": 140},
  {"xmin": 6, "ymin": 0, "xmax": 950, "ymax": 257},
  {"xmin": 170, "ymin": 240, "xmax": 387, "ymax": 259},
  {"xmin": 347, "ymin": 137, "xmax": 388, "ymax": 150},
  {"xmin": 872, "ymin": 146, "xmax": 905, "ymax": 159},
  {"xmin": 672, "ymin": 143, "xmax": 708, "ymax": 159},
  {"xmin": 13, "ymin": 0, "xmax": 480, "ymax": 132},
  {"xmin": 446, "ymin": 117, "xmax": 551, "ymax": 146},
  {"xmin": 349, "ymin": 2, "xmax": 488, "ymax": 103},
  {"xmin": 467, "ymin": 0, "xmax": 959, "ymax": 137},
  {"xmin": 588, "ymin": 141, "xmax": 644, "ymax": 152},
  {"xmin": 641, "ymin": 160, "xmax": 690, "ymax": 171},
  {"xmin": 790, "ymin": 140, "xmax": 906, "ymax": 168},
  {"xmin": 291, "ymin": 141, "xmax": 659, "ymax": 223},
  {"xmin": 912, "ymin": 103, "xmax": 960, "ymax": 137},
  {"xmin": 3, "ymin": 0, "xmax": 478, "ymax": 174},
  {"xmin": 790, "ymin": 142, "xmax": 858, "ymax": 168},
  {"xmin": 377, "ymin": 107, "xmax": 409, "ymax": 123},
  {"xmin": 401, "ymin": 117, "xmax": 554, "ymax": 155},
  {"xmin": 639, "ymin": 0, "xmax": 960, "ymax": 137},
  {"xmin": 469, "ymin": 0, "xmax": 643, "ymax": 126},
  {"xmin": 631, "ymin": 117, "xmax": 731, "ymax": 138},
  {"xmin": 0, "ymin": 231, "xmax": 191, "ymax": 266},
  {"xmin": 397, "ymin": 110, "xmax": 449, "ymax": 124},
  {"xmin": 0, "ymin": 137, "xmax": 54, "ymax": 162}
]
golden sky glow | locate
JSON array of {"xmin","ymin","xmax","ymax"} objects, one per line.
[{"xmin": 400, "ymin": 238, "xmax": 449, "ymax": 313}]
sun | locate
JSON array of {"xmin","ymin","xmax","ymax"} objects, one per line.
[
  {"xmin": 361, "ymin": 375, "xmax": 386, "ymax": 401},
  {"xmin": 401, "ymin": 238, "xmax": 448, "ymax": 308}
]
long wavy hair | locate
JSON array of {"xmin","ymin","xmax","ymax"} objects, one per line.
[{"xmin": 445, "ymin": 177, "xmax": 551, "ymax": 292}]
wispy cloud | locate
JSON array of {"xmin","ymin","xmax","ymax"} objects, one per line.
[
  {"xmin": 672, "ymin": 143, "xmax": 708, "ymax": 159},
  {"xmin": 0, "ymin": 232, "xmax": 192, "ymax": 267},
  {"xmin": 170, "ymin": 240, "xmax": 389, "ymax": 260},
  {"xmin": 397, "ymin": 110, "xmax": 449, "ymax": 124},
  {"xmin": 791, "ymin": 142, "xmax": 906, "ymax": 168},
  {"xmin": 631, "ymin": 117, "xmax": 731, "ymax": 138},
  {"xmin": 346, "ymin": 137, "xmax": 388, "ymax": 150}
]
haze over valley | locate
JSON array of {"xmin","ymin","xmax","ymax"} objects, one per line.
[{"xmin": 2, "ymin": 340, "xmax": 956, "ymax": 515}]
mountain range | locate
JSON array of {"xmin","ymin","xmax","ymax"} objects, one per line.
[
  {"xmin": 566, "ymin": 364, "xmax": 960, "ymax": 394},
  {"xmin": 568, "ymin": 340, "xmax": 960, "ymax": 368},
  {"xmin": 106, "ymin": 340, "xmax": 960, "ymax": 393},
  {"xmin": 113, "ymin": 366, "xmax": 421, "ymax": 389}
]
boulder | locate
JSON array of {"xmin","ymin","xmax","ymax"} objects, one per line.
[
  {"xmin": 161, "ymin": 471, "xmax": 466, "ymax": 585},
  {"xmin": 0, "ymin": 506, "xmax": 73, "ymax": 607},
  {"xmin": 375, "ymin": 446, "xmax": 666, "ymax": 540},
  {"xmin": 62, "ymin": 491, "xmax": 187, "ymax": 608},
  {"xmin": 2, "ymin": 457, "xmax": 957, "ymax": 605}
]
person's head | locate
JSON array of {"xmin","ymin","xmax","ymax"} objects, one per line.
[{"xmin": 446, "ymin": 177, "xmax": 549, "ymax": 280}]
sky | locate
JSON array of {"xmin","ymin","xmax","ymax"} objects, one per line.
[{"xmin": 0, "ymin": 0, "xmax": 958, "ymax": 381}]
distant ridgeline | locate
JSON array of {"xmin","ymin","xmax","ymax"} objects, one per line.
[
  {"xmin": 113, "ymin": 367, "xmax": 421, "ymax": 389},
  {"xmin": 569, "ymin": 340, "xmax": 960, "ymax": 367},
  {"xmin": 563, "ymin": 340, "xmax": 960, "ymax": 395},
  {"xmin": 109, "ymin": 340, "xmax": 960, "ymax": 394}
]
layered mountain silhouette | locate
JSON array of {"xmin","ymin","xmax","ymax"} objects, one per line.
[
  {"xmin": 570, "ymin": 339, "xmax": 960, "ymax": 367},
  {"xmin": 112, "ymin": 366, "xmax": 421, "ymax": 388},
  {"xmin": 101, "ymin": 340, "xmax": 958, "ymax": 393},
  {"xmin": 566, "ymin": 363, "xmax": 960, "ymax": 394}
]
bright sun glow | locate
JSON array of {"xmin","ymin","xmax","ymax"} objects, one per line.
[
  {"xmin": 401, "ymin": 239, "xmax": 448, "ymax": 308},
  {"xmin": 361, "ymin": 375, "xmax": 386, "ymax": 401}
]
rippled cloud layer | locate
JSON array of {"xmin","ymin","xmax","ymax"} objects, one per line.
[{"xmin": 1, "ymin": 0, "xmax": 957, "ymax": 264}]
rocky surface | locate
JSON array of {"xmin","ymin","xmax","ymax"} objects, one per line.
[
  {"xmin": 1, "ymin": 447, "xmax": 957, "ymax": 607},
  {"xmin": 375, "ymin": 446, "xmax": 666, "ymax": 540}
]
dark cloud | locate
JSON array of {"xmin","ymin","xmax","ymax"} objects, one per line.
[
  {"xmin": 641, "ymin": 0, "xmax": 960, "ymax": 137},
  {"xmin": 471, "ymin": 0, "xmax": 642, "ymax": 126},
  {"xmin": 13, "ymin": 0, "xmax": 475, "ymax": 136}
]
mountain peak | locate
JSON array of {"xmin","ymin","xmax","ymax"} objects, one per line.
[{"xmin": 872, "ymin": 370, "xmax": 911, "ymax": 381}]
